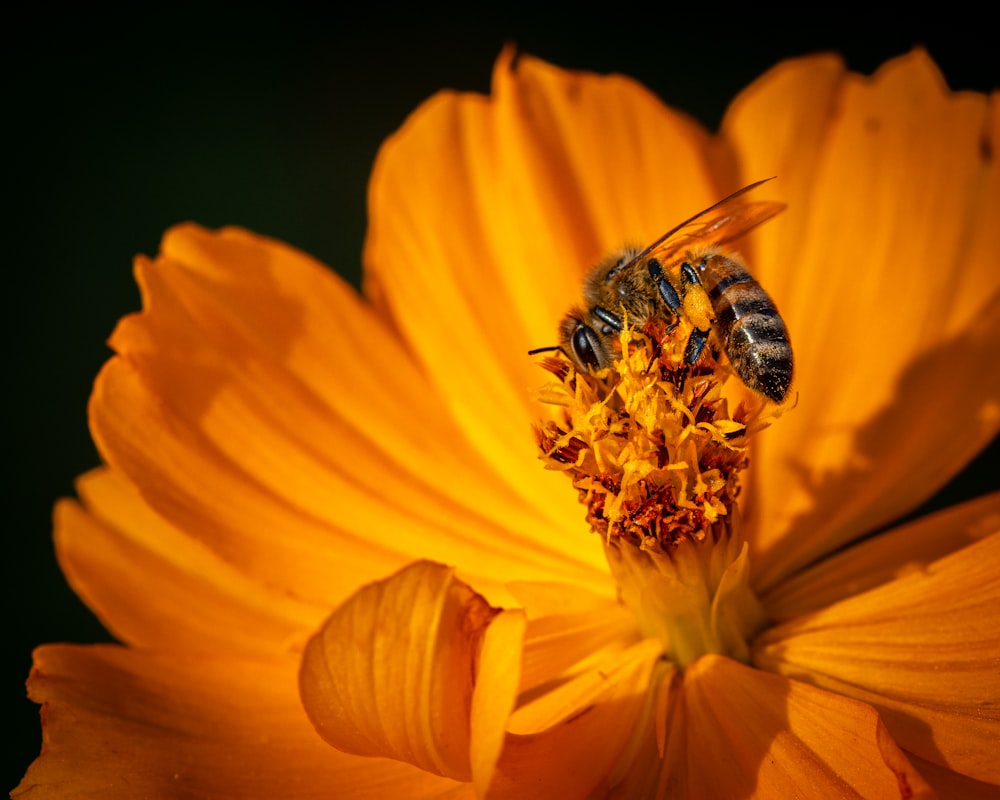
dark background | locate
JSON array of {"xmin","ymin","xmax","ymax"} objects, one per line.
[{"xmin": 6, "ymin": 8, "xmax": 998, "ymax": 792}]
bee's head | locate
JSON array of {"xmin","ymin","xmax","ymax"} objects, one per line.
[{"xmin": 558, "ymin": 311, "xmax": 613, "ymax": 373}]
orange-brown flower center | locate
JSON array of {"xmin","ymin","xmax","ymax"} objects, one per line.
[{"xmin": 533, "ymin": 319, "xmax": 772, "ymax": 665}]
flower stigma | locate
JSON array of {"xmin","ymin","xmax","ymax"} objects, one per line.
[{"xmin": 534, "ymin": 316, "xmax": 780, "ymax": 666}]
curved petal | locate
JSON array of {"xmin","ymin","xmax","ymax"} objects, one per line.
[
  {"xmin": 677, "ymin": 655, "xmax": 934, "ymax": 799},
  {"xmin": 486, "ymin": 639, "xmax": 663, "ymax": 799},
  {"xmin": 469, "ymin": 609, "xmax": 526, "ymax": 796},
  {"xmin": 754, "ymin": 532, "xmax": 1000, "ymax": 783},
  {"xmin": 504, "ymin": 579, "xmax": 641, "ymax": 694},
  {"xmin": 906, "ymin": 753, "xmax": 1000, "ymax": 800},
  {"xmin": 299, "ymin": 561, "xmax": 515, "ymax": 782},
  {"xmin": 762, "ymin": 491, "xmax": 1000, "ymax": 620},
  {"xmin": 15, "ymin": 644, "xmax": 471, "ymax": 799},
  {"xmin": 93, "ymin": 224, "xmax": 612, "ymax": 608},
  {"xmin": 363, "ymin": 49, "xmax": 723, "ymax": 543},
  {"xmin": 56, "ymin": 468, "xmax": 324, "ymax": 654},
  {"xmin": 722, "ymin": 50, "xmax": 1000, "ymax": 587},
  {"xmin": 516, "ymin": 604, "xmax": 641, "ymax": 695}
]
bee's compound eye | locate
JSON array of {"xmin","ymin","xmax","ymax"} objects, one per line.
[{"xmin": 571, "ymin": 324, "xmax": 603, "ymax": 371}]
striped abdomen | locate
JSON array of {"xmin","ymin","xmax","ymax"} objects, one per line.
[{"xmin": 696, "ymin": 253, "xmax": 793, "ymax": 402}]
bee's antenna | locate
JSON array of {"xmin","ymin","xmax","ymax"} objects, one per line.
[{"xmin": 528, "ymin": 345, "xmax": 565, "ymax": 357}]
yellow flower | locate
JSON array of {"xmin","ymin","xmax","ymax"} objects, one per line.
[{"xmin": 17, "ymin": 48, "xmax": 1000, "ymax": 798}]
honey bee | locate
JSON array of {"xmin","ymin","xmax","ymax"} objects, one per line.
[{"xmin": 555, "ymin": 179, "xmax": 793, "ymax": 402}]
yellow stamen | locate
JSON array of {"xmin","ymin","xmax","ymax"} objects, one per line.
[{"xmin": 534, "ymin": 319, "xmax": 774, "ymax": 665}]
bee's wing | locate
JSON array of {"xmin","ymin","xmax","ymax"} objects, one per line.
[
  {"xmin": 629, "ymin": 179, "xmax": 786, "ymax": 269},
  {"xmin": 658, "ymin": 200, "xmax": 787, "ymax": 259}
]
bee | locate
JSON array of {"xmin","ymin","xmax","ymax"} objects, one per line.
[{"xmin": 555, "ymin": 179, "xmax": 793, "ymax": 403}]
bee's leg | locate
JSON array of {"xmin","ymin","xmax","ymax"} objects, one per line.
[
  {"xmin": 679, "ymin": 261, "xmax": 702, "ymax": 291},
  {"xmin": 684, "ymin": 328, "xmax": 709, "ymax": 364},
  {"xmin": 681, "ymin": 260, "xmax": 711, "ymax": 363},
  {"xmin": 592, "ymin": 305, "xmax": 623, "ymax": 333},
  {"xmin": 647, "ymin": 258, "xmax": 680, "ymax": 311}
]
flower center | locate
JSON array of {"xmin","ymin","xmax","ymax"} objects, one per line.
[{"xmin": 533, "ymin": 317, "xmax": 773, "ymax": 665}]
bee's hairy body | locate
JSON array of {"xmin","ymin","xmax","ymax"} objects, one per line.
[
  {"xmin": 584, "ymin": 247, "xmax": 659, "ymax": 325},
  {"xmin": 555, "ymin": 180, "xmax": 794, "ymax": 403},
  {"xmin": 692, "ymin": 248, "xmax": 793, "ymax": 403}
]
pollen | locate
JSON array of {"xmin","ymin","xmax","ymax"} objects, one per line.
[
  {"xmin": 533, "ymin": 317, "xmax": 777, "ymax": 664},
  {"xmin": 534, "ymin": 318, "xmax": 770, "ymax": 552}
]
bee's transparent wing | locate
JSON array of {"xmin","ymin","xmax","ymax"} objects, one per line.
[{"xmin": 629, "ymin": 178, "xmax": 785, "ymax": 269}]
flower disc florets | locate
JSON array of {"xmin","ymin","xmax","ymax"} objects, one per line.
[
  {"xmin": 534, "ymin": 319, "xmax": 766, "ymax": 552},
  {"xmin": 534, "ymin": 318, "xmax": 777, "ymax": 664}
]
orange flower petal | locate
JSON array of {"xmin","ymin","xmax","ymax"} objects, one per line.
[
  {"xmin": 906, "ymin": 753, "xmax": 1000, "ymax": 800},
  {"xmin": 364, "ymin": 49, "xmax": 722, "ymax": 543},
  {"xmin": 723, "ymin": 50, "xmax": 1000, "ymax": 587},
  {"xmin": 93, "ymin": 223, "xmax": 612, "ymax": 607},
  {"xmin": 299, "ymin": 561, "xmax": 519, "ymax": 783},
  {"xmin": 762, "ymin": 491, "xmax": 1000, "ymax": 620},
  {"xmin": 506, "ymin": 578, "xmax": 621, "ymax": 617},
  {"xmin": 469, "ymin": 610, "xmax": 526, "ymax": 797},
  {"xmin": 56, "ymin": 468, "xmax": 323, "ymax": 653},
  {"xmin": 92, "ymin": 354, "xmax": 410, "ymax": 606},
  {"xmin": 597, "ymin": 663, "xmax": 679, "ymax": 799},
  {"xmin": 486, "ymin": 639, "xmax": 663, "ymax": 799},
  {"xmin": 14, "ymin": 645, "xmax": 470, "ymax": 799},
  {"xmin": 755, "ymin": 532, "xmax": 1000, "ymax": 783},
  {"xmin": 676, "ymin": 655, "xmax": 934, "ymax": 798},
  {"xmin": 516, "ymin": 603, "xmax": 640, "ymax": 694},
  {"xmin": 504, "ymin": 579, "xmax": 641, "ymax": 693}
]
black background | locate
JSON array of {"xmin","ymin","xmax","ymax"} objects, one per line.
[{"xmin": 6, "ymin": 7, "xmax": 998, "ymax": 792}]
